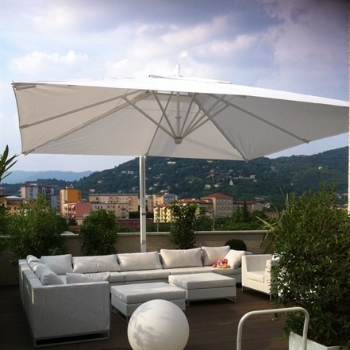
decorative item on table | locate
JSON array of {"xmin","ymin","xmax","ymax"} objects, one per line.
[{"xmin": 212, "ymin": 258, "xmax": 230, "ymax": 268}]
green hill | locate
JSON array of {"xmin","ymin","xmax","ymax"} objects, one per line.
[{"xmin": 2, "ymin": 147, "xmax": 348, "ymax": 206}]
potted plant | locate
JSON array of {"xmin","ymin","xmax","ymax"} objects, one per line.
[{"xmin": 265, "ymin": 186, "xmax": 350, "ymax": 349}]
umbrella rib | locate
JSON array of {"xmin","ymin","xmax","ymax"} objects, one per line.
[
  {"xmin": 180, "ymin": 94, "xmax": 200, "ymax": 136},
  {"xmin": 22, "ymin": 90, "xmax": 155, "ymax": 154},
  {"xmin": 152, "ymin": 91, "xmax": 177, "ymax": 136},
  {"xmin": 182, "ymin": 94, "xmax": 227, "ymax": 137},
  {"xmin": 226, "ymin": 99, "xmax": 310, "ymax": 143},
  {"xmin": 19, "ymin": 90, "xmax": 147, "ymax": 129},
  {"xmin": 188, "ymin": 95, "xmax": 250, "ymax": 160},
  {"xmin": 123, "ymin": 94, "xmax": 176, "ymax": 140}
]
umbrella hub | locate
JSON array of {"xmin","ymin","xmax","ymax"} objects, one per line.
[{"xmin": 174, "ymin": 137, "xmax": 183, "ymax": 144}]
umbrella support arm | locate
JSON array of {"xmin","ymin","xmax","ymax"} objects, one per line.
[{"xmin": 139, "ymin": 156, "xmax": 147, "ymax": 252}]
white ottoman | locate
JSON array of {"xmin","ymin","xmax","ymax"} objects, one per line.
[
  {"xmin": 111, "ymin": 282, "xmax": 186, "ymax": 321},
  {"xmin": 169, "ymin": 272, "xmax": 236, "ymax": 305}
]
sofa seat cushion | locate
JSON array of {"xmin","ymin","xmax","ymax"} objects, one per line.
[
  {"xmin": 202, "ymin": 246, "xmax": 230, "ymax": 266},
  {"xmin": 41, "ymin": 254, "xmax": 73, "ymax": 274},
  {"xmin": 73, "ymin": 254, "xmax": 120, "ymax": 273},
  {"xmin": 66, "ymin": 272, "xmax": 110, "ymax": 284},
  {"xmin": 204, "ymin": 266, "xmax": 241, "ymax": 276},
  {"xmin": 224, "ymin": 250, "xmax": 246, "ymax": 269},
  {"xmin": 160, "ymin": 248, "xmax": 202, "ymax": 269},
  {"xmin": 169, "ymin": 272, "xmax": 236, "ymax": 290},
  {"xmin": 109, "ymin": 272, "xmax": 125, "ymax": 284},
  {"xmin": 167, "ymin": 267, "xmax": 210, "ymax": 275},
  {"xmin": 121, "ymin": 269, "xmax": 170, "ymax": 283},
  {"xmin": 247, "ymin": 271, "xmax": 265, "ymax": 283},
  {"xmin": 118, "ymin": 251, "xmax": 162, "ymax": 271}
]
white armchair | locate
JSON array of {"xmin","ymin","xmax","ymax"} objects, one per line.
[{"xmin": 241, "ymin": 254, "xmax": 276, "ymax": 299}]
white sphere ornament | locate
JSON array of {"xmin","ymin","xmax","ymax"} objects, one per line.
[{"xmin": 127, "ymin": 299, "xmax": 189, "ymax": 350}]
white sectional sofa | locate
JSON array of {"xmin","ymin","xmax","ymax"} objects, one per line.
[{"xmin": 19, "ymin": 246, "xmax": 247, "ymax": 347}]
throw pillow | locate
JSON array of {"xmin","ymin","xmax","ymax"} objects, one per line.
[
  {"xmin": 33, "ymin": 263, "xmax": 64, "ymax": 286},
  {"xmin": 160, "ymin": 248, "xmax": 202, "ymax": 269},
  {"xmin": 202, "ymin": 246, "xmax": 230, "ymax": 266},
  {"xmin": 224, "ymin": 250, "xmax": 246, "ymax": 269},
  {"xmin": 66, "ymin": 272, "xmax": 110, "ymax": 284},
  {"xmin": 72, "ymin": 254, "xmax": 120, "ymax": 273},
  {"xmin": 26, "ymin": 255, "xmax": 40, "ymax": 264},
  {"xmin": 41, "ymin": 254, "xmax": 73, "ymax": 275},
  {"xmin": 117, "ymin": 251, "xmax": 162, "ymax": 271}
]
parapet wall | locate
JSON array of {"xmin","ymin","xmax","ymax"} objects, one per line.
[{"xmin": 0, "ymin": 230, "xmax": 267, "ymax": 286}]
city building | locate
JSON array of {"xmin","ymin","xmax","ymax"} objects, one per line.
[
  {"xmin": 60, "ymin": 201, "xmax": 92, "ymax": 225},
  {"xmin": 233, "ymin": 200, "xmax": 264, "ymax": 212},
  {"xmin": 200, "ymin": 193, "xmax": 233, "ymax": 218},
  {"xmin": 153, "ymin": 203, "xmax": 172, "ymax": 223},
  {"xmin": 0, "ymin": 196, "xmax": 25, "ymax": 215},
  {"xmin": 88, "ymin": 193, "xmax": 138, "ymax": 219},
  {"xmin": 21, "ymin": 183, "xmax": 54, "ymax": 201},
  {"xmin": 60, "ymin": 186, "xmax": 82, "ymax": 217},
  {"xmin": 147, "ymin": 193, "xmax": 177, "ymax": 212},
  {"xmin": 154, "ymin": 199, "xmax": 213, "ymax": 223}
]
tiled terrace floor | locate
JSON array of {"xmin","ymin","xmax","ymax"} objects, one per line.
[{"xmin": 1, "ymin": 285, "xmax": 288, "ymax": 350}]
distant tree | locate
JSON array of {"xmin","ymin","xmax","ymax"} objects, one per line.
[
  {"xmin": 79, "ymin": 209, "xmax": 119, "ymax": 255},
  {"xmin": 169, "ymin": 202, "xmax": 207, "ymax": 249},
  {"xmin": 7, "ymin": 194, "xmax": 67, "ymax": 261}
]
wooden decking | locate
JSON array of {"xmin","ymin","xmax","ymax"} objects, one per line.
[{"xmin": 0, "ymin": 285, "xmax": 288, "ymax": 350}]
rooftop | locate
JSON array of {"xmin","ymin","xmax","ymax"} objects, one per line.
[{"xmin": 1, "ymin": 285, "xmax": 288, "ymax": 350}]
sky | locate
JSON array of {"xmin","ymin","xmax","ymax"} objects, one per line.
[{"xmin": 0, "ymin": 0, "xmax": 348, "ymax": 173}]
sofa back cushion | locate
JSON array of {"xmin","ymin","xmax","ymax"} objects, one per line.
[
  {"xmin": 160, "ymin": 248, "xmax": 203, "ymax": 269},
  {"xmin": 41, "ymin": 254, "xmax": 73, "ymax": 275},
  {"xmin": 66, "ymin": 272, "xmax": 110, "ymax": 284},
  {"xmin": 31, "ymin": 262, "xmax": 64, "ymax": 286},
  {"xmin": 202, "ymin": 246, "xmax": 230, "ymax": 266},
  {"xmin": 72, "ymin": 254, "xmax": 120, "ymax": 273},
  {"xmin": 224, "ymin": 250, "xmax": 246, "ymax": 269},
  {"xmin": 118, "ymin": 251, "xmax": 162, "ymax": 271}
]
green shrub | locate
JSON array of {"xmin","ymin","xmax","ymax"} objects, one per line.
[
  {"xmin": 79, "ymin": 209, "xmax": 119, "ymax": 255},
  {"xmin": 169, "ymin": 202, "xmax": 206, "ymax": 249},
  {"xmin": 7, "ymin": 195, "xmax": 67, "ymax": 261},
  {"xmin": 225, "ymin": 238, "xmax": 247, "ymax": 251},
  {"xmin": 269, "ymin": 186, "xmax": 350, "ymax": 347}
]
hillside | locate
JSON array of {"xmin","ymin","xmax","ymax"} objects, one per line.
[{"xmin": 2, "ymin": 147, "xmax": 348, "ymax": 206}]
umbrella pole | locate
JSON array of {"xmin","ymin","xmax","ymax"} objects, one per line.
[{"xmin": 139, "ymin": 156, "xmax": 147, "ymax": 252}]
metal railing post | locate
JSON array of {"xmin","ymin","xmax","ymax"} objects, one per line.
[{"xmin": 236, "ymin": 307, "xmax": 309, "ymax": 350}]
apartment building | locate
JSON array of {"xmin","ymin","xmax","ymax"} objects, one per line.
[
  {"xmin": 233, "ymin": 200, "xmax": 264, "ymax": 212},
  {"xmin": 59, "ymin": 186, "xmax": 82, "ymax": 216},
  {"xmin": 88, "ymin": 193, "xmax": 138, "ymax": 219},
  {"xmin": 0, "ymin": 196, "xmax": 25, "ymax": 215},
  {"xmin": 200, "ymin": 193, "xmax": 233, "ymax": 218},
  {"xmin": 21, "ymin": 183, "xmax": 54, "ymax": 201},
  {"xmin": 154, "ymin": 199, "xmax": 213, "ymax": 223},
  {"xmin": 63, "ymin": 201, "xmax": 92, "ymax": 225},
  {"xmin": 147, "ymin": 193, "xmax": 177, "ymax": 212}
]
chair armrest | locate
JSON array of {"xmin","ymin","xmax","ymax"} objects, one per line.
[{"xmin": 265, "ymin": 258, "xmax": 278, "ymax": 283}]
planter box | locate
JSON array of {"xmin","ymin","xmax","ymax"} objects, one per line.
[{"xmin": 289, "ymin": 331, "xmax": 347, "ymax": 350}]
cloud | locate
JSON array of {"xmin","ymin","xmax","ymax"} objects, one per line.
[{"xmin": 9, "ymin": 51, "xmax": 88, "ymax": 78}]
